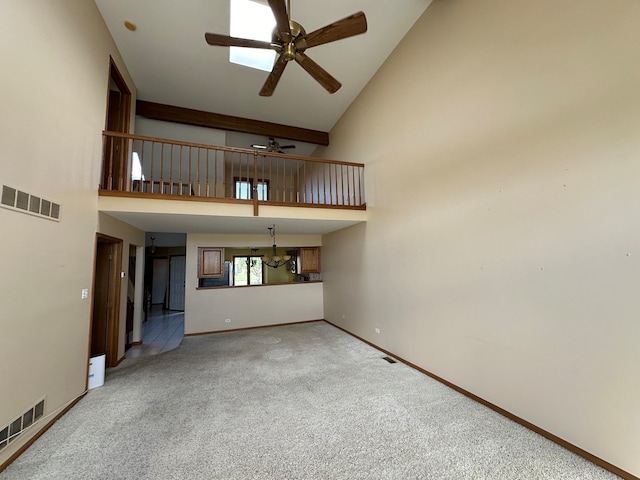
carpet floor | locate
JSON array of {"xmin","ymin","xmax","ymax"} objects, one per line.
[{"xmin": 1, "ymin": 321, "xmax": 621, "ymax": 479}]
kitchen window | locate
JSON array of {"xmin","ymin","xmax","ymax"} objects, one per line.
[{"xmin": 233, "ymin": 255, "xmax": 263, "ymax": 286}]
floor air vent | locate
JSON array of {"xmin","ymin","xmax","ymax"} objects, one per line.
[
  {"xmin": 1, "ymin": 184, "xmax": 60, "ymax": 221},
  {"xmin": 0, "ymin": 398, "xmax": 45, "ymax": 451},
  {"xmin": 382, "ymin": 356, "xmax": 397, "ymax": 363}
]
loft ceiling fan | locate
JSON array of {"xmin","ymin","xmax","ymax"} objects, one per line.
[
  {"xmin": 205, "ymin": 0, "xmax": 367, "ymax": 96},
  {"xmin": 252, "ymin": 137, "xmax": 295, "ymax": 153}
]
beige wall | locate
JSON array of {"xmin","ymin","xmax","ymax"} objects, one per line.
[
  {"xmin": 318, "ymin": 0, "xmax": 640, "ymax": 476},
  {"xmin": 186, "ymin": 233, "xmax": 323, "ymax": 333},
  {"xmin": 0, "ymin": 0, "xmax": 135, "ymax": 464}
]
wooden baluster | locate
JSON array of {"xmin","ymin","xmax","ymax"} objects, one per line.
[
  {"xmin": 253, "ymin": 151, "xmax": 259, "ymax": 216},
  {"xmin": 261, "ymin": 154, "xmax": 266, "ymax": 201},
  {"xmin": 108, "ymin": 136, "xmax": 114, "ymax": 190},
  {"xmin": 350, "ymin": 165, "xmax": 356, "ymax": 206}
]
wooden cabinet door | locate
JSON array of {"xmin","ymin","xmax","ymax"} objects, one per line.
[
  {"xmin": 198, "ymin": 247, "xmax": 224, "ymax": 277},
  {"xmin": 299, "ymin": 247, "xmax": 321, "ymax": 273}
]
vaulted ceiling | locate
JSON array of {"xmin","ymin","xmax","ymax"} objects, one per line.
[
  {"xmin": 94, "ymin": 1, "xmax": 432, "ymax": 236},
  {"xmin": 95, "ymin": 0, "xmax": 432, "ymax": 138}
]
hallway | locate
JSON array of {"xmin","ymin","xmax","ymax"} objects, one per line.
[{"xmin": 125, "ymin": 305, "xmax": 184, "ymax": 359}]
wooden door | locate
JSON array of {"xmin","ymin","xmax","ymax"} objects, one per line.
[
  {"xmin": 90, "ymin": 235, "xmax": 123, "ymax": 368},
  {"xmin": 91, "ymin": 242, "xmax": 111, "ymax": 356},
  {"xmin": 101, "ymin": 58, "xmax": 131, "ymax": 190},
  {"xmin": 125, "ymin": 245, "xmax": 136, "ymax": 349}
]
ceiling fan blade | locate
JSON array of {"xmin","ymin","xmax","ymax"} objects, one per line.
[
  {"xmin": 259, "ymin": 55, "xmax": 289, "ymax": 97},
  {"xmin": 280, "ymin": 145, "xmax": 295, "ymax": 149},
  {"xmin": 301, "ymin": 12, "xmax": 367, "ymax": 49},
  {"xmin": 268, "ymin": 0, "xmax": 291, "ymax": 39},
  {"xmin": 252, "ymin": 144, "xmax": 268, "ymax": 149},
  {"xmin": 205, "ymin": 33, "xmax": 274, "ymax": 49},
  {"xmin": 294, "ymin": 52, "xmax": 341, "ymax": 94}
]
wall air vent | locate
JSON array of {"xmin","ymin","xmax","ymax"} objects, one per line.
[
  {"xmin": 0, "ymin": 185, "xmax": 16, "ymax": 207},
  {"xmin": 0, "ymin": 184, "xmax": 60, "ymax": 222},
  {"xmin": 0, "ymin": 397, "xmax": 46, "ymax": 451},
  {"xmin": 29, "ymin": 195, "xmax": 41, "ymax": 214},
  {"xmin": 16, "ymin": 190, "xmax": 29, "ymax": 210}
]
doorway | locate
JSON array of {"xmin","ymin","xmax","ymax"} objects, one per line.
[
  {"xmin": 90, "ymin": 234, "xmax": 123, "ymax": 368},
  {"xmin": 101, "ymin": 57, "xmax": 132, "ymax": 190}
]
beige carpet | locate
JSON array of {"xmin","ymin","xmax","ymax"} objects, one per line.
[{"xmin": 1, "ymin": 321, "xmax": 621, "ymax": 479}]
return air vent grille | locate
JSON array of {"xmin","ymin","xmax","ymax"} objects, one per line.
[
  {"xmin": 0, "ymin": 184, "xmax": 60, "ymax": 221},
  {"xmin": 29, "ymin": 195, "xmax": 41, "ymax": 214},
  {"xmin": 16, "ymin": 190, "xmax": 29, "ymax": 210},
  {"xmin": 0, "ymin": 397, "xmax": 46, "ymax": 452}
]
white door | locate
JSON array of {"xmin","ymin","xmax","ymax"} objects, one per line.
[{"xmin": 169, "ymin": 255, "xmax": 186, "ymax": 311}]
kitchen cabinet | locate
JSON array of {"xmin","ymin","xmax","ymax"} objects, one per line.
[
  {"xmin": 298, "ymin": 247, "xmax": 321, "ymax": 274},
  {"xmin": 198, "ymin": 247, "xmax": 224, "ymax": 278}
]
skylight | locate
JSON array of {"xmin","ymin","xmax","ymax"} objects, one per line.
[{"xmin": 229, "ymin": 0, "xmax": 277, "ymax": 72}]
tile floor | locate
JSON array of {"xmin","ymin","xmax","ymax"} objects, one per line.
[{"xmin": 125, "ymin": 305, "xmax": 184, "ymax": 359}]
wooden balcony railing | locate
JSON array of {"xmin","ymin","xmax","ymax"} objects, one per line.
[{"xmin": 101, "ymin": 131, "xmax": 365, "ymax": 212}]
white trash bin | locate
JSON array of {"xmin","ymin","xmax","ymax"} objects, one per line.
[{"xmin": 88, "ymin": 354, "xmax": 106, "ymax": 389}]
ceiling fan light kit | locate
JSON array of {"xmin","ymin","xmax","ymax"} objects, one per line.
[{"xmin": 205, "ymin": 0, "xmax": 367, "ymax": 96}]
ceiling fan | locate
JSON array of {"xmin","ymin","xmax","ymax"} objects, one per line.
[
  {"xmin": 252, "ymin": 137, "xmax": 296, "ymax": 153},
  {"xmin": 205, "ymin": 0, "xmax": 367, "ymax": 96}
]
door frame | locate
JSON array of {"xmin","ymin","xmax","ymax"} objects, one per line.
[
  {"xmin": 102, "ymin": 57, "xmax": 132, "ymax": 190},
  {"xmin": 88, "ymin": 234, "xmax": 123, "ymax": 372}
]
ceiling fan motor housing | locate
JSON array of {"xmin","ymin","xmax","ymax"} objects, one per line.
[{"xmin": 274, "ymin": 20, "xmax": 306, "ymax": 61}]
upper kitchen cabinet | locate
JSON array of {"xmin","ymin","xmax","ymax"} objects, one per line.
[{"xmin": 299, "ymin": 247, "xmax": 321, "ymax": 274}]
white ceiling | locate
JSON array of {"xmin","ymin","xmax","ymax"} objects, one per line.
[
  {"xmin": 94, "ymin": 0, "xmax": 431, "ymax": 133},
  {"xmin": 93, "ymin": 0, "xmax": 431, "ymax": 237}
]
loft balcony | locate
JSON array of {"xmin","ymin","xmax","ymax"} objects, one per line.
[{"xmin": 98, "ymin": 131, "xmax": 367, "ymax": 233}]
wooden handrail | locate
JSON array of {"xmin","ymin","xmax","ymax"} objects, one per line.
[
  {"xmin": 101, "ymin": 131, "xmax": 364, "ymax": 167},
  {"xmin": 100, "ymin": 131, "xmax": 366, "ymax": 211}
]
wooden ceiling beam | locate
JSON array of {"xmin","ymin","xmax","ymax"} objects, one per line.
[{"xmin": 136, "ymin": 100, "xmax": 329, "ymax": 146}]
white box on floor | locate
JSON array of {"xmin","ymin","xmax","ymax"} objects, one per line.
[{"xmin": 88, "ymin": 354, "xmax": 105, "ymax": 389}]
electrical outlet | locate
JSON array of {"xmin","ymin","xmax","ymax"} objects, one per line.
[
  {"xmin": 224, "ymin": 318, "xmax": 231, "ymax": 323},
  {"xmin": 375, "ymin": 328, "xmax": 380, "ymax": 334},
  {"xmin": 81, "ymin": 289, "xmax": 89, "ymax": 300}
]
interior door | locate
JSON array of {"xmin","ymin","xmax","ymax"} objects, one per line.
[
  {"xmin": 125, "ymin": 244, "xmax": 136, "ymax": 349},
  {"xmin": 91, "ymin": 242, "xmax": 111, "ymax": 356},
  {"xmin": 90, "ymin": 235, "xmax": 123, "ymax": 368},
  {"xmin": 101, "ymin": 58, "xmax": 131, "ymax": 190},
  {"xmin": 169, "ymin": 255, "xmax": 186, "ymax": 311}
]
